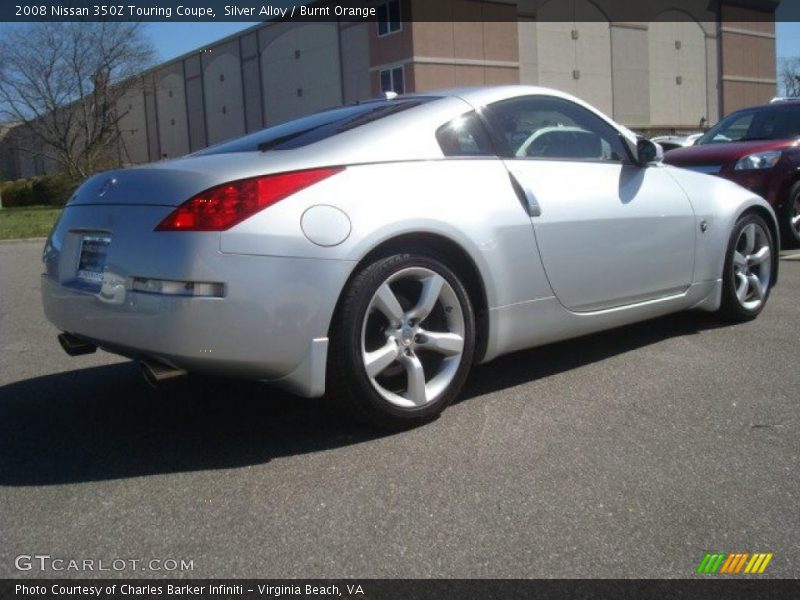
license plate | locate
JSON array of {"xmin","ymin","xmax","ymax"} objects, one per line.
[{"xmin": 76, "ymin": 235, "xmax": 111, "ymax": 283}]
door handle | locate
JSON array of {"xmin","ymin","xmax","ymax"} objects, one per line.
[{"xmin": 508, "ymin": 171, "xmax": 542, "ymax": 217}]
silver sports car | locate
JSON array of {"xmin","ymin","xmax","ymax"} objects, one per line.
[{"xmin": 42, "ymin": 86, "xmax": 779, "ymax": 428}]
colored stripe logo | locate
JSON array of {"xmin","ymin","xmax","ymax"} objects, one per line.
[{"xmin": 696, "ymin": 552, "xmax": 773, "ymax": 574}]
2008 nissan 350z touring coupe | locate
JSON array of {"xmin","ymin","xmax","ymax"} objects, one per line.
[{"xmin": 42, "ymin": 86, "xmax": 779, "ymax": 429}]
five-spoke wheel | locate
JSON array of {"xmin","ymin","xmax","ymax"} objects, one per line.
[
  {"xmin": 731, "ymin": 222, "xmax": 771, "ymax": 311},
  {"xmin": 721, "ymin": 213, "xmax": 775, "ymax": 321},
  {"xmin": 361, "ymin": 267, "xmax": 466, "ymax": 408},
  {"xmin": 329, "ymin": 253, "xmax": 475, "ymax": 429}
]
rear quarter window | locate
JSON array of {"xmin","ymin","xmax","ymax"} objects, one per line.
[
  {"xmin": 436, "ymin": 112, "xmax": 495, "ymax": 157},
  {"xmin": 195, "ymin": 98, "xmax": 437, "ymax": 155}
]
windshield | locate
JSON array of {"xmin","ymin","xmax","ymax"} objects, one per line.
[
  {"xmin": 194, "ymin": 98, "xmax": 436, "ymax": 155},
  {"xmin": 696, "ymin": 105, "xmax": 800, "ymax": 145}
]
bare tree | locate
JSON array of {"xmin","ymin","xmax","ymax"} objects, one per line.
[
  {"xmin": 778, "ymin": 56, "xmax": 800, "ymax": 98},
  {"xmin": 0, "ymin": 23, "xmax": 154, "ymax": 180}
]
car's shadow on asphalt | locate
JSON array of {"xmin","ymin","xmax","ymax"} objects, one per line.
[
  {"xmin": 460, "ymin": 311, "xmax": 730, "ymax": 402},
  {"xmin": 0, "ymin": 312, "xmax": 729, "ymax": 486}
]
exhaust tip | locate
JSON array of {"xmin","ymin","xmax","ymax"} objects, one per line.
[
  {"xmin": 58, "ymin": 333, "xmax": 97, "ymax": 356},
  {"xmin": 141, "ymin": 360, "xmax": 187, "ymax": 388}
]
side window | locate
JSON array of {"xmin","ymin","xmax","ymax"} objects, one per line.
[
  {"xmin": 484, "ymin": 96, "xmax": 628, "ymax": 162},
  {"xmin": 436, "ymin": 112, "xmax": 495, "ymax": 157},
  {"xmin": 711, "ymin": 113, "xmax": 754, "ymax": 142}
]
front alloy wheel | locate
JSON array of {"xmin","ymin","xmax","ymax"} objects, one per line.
[
  {"xmin": 731, "ymin": 222, "xmax": 771, "ymax": 311},
  {"xmin": 329, "ymin": 253, "xmax": 475, "ymax": 429},
  {"xmin": 720, "ymin": 213, "xmax": 774, "ymax": 321}
]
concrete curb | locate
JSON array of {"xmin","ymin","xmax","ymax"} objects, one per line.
[{"xmin": 0, "ymin": 237, "xmax": 46, "ymax": 244}]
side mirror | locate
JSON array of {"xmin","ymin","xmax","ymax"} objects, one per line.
[{"xmin": 637, "ymin": 139, "xmax": 664, "ymax": 165}]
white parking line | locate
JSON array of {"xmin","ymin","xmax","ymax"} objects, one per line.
[{"xmin": 781, "ymin": 252, "xmax": 800, "ymax": 260}]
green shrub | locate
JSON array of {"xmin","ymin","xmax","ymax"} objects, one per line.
[
  {"xmin": 0, "ymin": 179, "xmax": 37, "ymax": 207},
  {"xmin": 1, "ymin": 174, "xmax": 77, "ymax": 207},
  {"xmin": 31, "ymin": 174, "xmax": 76, "ymax": 206}
]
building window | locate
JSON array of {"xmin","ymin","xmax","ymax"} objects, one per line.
[
  {"xmin": 377, "ymin": 0, "xmax": 401, "ymax": 36},
  {"xmin": 380, "ymin": 66, "xmax": 404, "ymax": 94}
]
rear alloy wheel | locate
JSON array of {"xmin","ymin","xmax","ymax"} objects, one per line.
[
  {"xmin": 329, "ymin": 254, "xmax": 475, "ymax": 429},
  {"xmin": 719, "ymin": 213, "xmax": 774, "ymax": 321}
]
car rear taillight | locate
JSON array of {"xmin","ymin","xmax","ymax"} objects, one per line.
[{"xmin": 155, "ymin": 167, "xmax": 344, "ymax": 231}]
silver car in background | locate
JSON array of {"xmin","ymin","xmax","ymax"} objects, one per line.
[
  {"xmin": 42, "ymin": 86, "xmax": 779, "ymax": 429},
  {"xmin": 650, "ymin": 133, "xmax": 703, "ymax": 152}
]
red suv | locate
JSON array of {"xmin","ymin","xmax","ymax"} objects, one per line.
[{"xmin": 664, "ymin": 100, "xmax": 800, "ymax": 247}]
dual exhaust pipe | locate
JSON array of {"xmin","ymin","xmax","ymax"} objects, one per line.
[
  {"xmin": 140, "ymin": 359, "xmax": 187, "ymax": 388},
  {"xmin": 58, "ymin": 333, "xmax": 97, "ymax": 356},
  {"xmin": 57, "ymin": 333, "xmax": 187, "ymax": 387}
]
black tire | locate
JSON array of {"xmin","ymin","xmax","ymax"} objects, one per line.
[
  {"xmin": 327, "ymin": 252, "xmax": 476, "ymax": 430},
  {"xmin": 779, "ymin": 181, "xmax": 800, "ymax": 249},
  {"xmin": 719, "ymin": 212, "xmax": 775, "ymax": 322}
]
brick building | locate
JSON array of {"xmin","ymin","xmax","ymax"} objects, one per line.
[{"xmin": 0, "ymin": 0, "xmax": 779, "ymax": 179}]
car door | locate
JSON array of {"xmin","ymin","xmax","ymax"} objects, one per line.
[{"xmin": 482, "ymin": 95, "xmax": 696, "ymax": 312}]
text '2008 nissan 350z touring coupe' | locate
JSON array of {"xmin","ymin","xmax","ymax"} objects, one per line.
[{"xmin": 42, "ymin": 86, "xmax": 779, "ymax": 429}]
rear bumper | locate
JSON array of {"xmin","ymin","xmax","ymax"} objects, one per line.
[
  {"xmin": 41, "ymin": 253, "xmax": 350, "ymax": 396},
  {"xmin": 40, "ymin": 206, "xmax": 354, "ymax": 396}
]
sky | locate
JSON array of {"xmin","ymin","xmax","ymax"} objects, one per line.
[
  {"xmin": 145, "ymin": 22, "xmax": 254, "ymax": 61},
  {"xmin": 777, "ymin": 22, "xmax": 800, "ymax": 59}
]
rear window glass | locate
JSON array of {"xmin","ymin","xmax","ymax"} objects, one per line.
[{"xmin": 194, "ymin": 98, "xmax": 437, "ymax": 155}]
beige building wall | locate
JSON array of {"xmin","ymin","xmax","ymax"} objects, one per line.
[
  {"xmin": 155, "ymin": 66, "xmax": 190, "ymax": 159},
  {"xmin": 648, "ymin": 14, "xmax": 711, "ymax": 128},
  {"xmin": 517, "ymin": 6, "xmax": 722, "ymax": 130},
  {"xmin": 261, "ymin": 23, "xmax": 343, "ymax": 126},
  {"xmin": 531, "ymin": 1, "xmax": 613, "ymax": 115},
  {"xmin": 517, "ymin": 18, "xmax": 538, "ymax": 85},
  {"xmin": 203, "ymin": 40, "xmax": 246, "ymax": 145},
  {"xmin": 705, "ymin": 32, "xmax": 720, "ymax": 126},
  {"xmin": 0, "ymin": 0, "xmax": 780, "ymax": 179},
  {"xmin": 240, "ymin": 31, "xmax": 264, "ymax": 133},
  {"xmin": 340, "ymin": 23, "xmax": 372, "ymax": 104},
  {"xmin": 183, "ymin": 54, "xmax": 207, "ymax": 152},
  {"xmin": 117, "ymin": 88, "xmax": 149, "ymax": 164},
  {"xmin": 610, "ymin": 23, "xmax": 650, "ymax": 128}
]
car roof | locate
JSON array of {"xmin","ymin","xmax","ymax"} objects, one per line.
[
  {"xmin": 769, "ymin": 97, "xmax": 800, "ymax": 104},
  {"xmin": 413, "ymin": 85, "xmax": 591, "ymax": 107},
  {"xmin": 404, "ymin": 85, "xmax": 637, "ymax": 145},
  {"xmin": 731, "ymin": 100, "xmax": 800, "ymax": 113}
]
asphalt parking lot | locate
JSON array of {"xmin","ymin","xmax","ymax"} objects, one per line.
[{"xmin": 1, "ymin": 239, "xmax": 798, "ymax": 579}]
